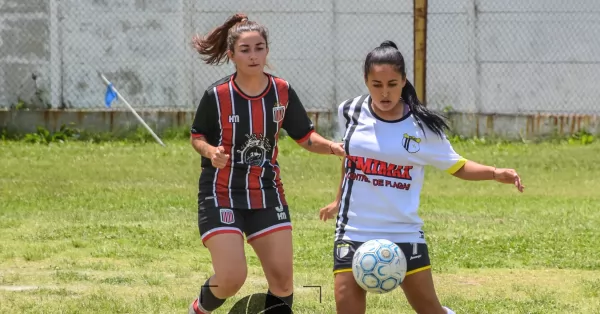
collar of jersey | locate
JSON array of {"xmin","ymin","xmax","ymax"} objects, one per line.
[
  {"xmin": 367, "ymin": 96, "xmax": 412, "ymax": 123},
  {"xmin": 230, "ymin": 72, "xmax": 273, "ymax": 100}
]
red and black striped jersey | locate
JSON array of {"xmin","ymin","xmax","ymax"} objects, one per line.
[{"xmin": 191, "ymin": 73, "xmax": 314, "ymax": 210}]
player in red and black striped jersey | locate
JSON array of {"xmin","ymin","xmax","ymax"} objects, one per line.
[
  {"xmin": 187, "ymin": 13, "xmax": 345, "ymax": 314},
  {"xmin": 191, "ymin": 73, "xmax": 314, "ymax": 210}
]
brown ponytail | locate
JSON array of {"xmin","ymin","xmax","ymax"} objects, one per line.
[{"xmin": 192, "ymin": 13, "xmax": 269, "ymax": 66}]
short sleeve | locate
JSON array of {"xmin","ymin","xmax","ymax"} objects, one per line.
[
  {"xmin": 417, "ymin": 132, "xmax": 467, "ymax": 174},
  {"xmin": 191, "ymin": 90, "xmax": 218, "ymax": 139},
  {"xmin": 281, "ymin": 85, "xmax": 315, "ymax": 142},
  {"xmin": 337, "ymin": 101, "xmax": 348, "ymax": 141},
  {"xmin": 338, "ymin": 103, "xmax": 347, "ymax": 141}
]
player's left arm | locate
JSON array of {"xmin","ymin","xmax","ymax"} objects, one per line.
[
  {"xmin": 281, "ymin": 86, "xmax": 345, "ymax": 156},
  {"xmin": 419, "ymin": 133, "xmax": 524, "ymax": 192},
  {"xmin": 451, "ymin": 160, "xmax": 497, "ymax": 180},
  {"xmin": 299, "ymin": 132, "xmax": 344, "ymax": 156},
  {"xmin": 452, "ymin": 161, "xmax": 524, "ymax": 192}
]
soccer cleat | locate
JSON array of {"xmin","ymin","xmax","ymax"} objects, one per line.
[{"xmin": 188, "ymin": 298, "xmax": 211, "ymax": 314}]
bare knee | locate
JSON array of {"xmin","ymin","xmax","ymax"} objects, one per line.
[
  {"xmin": 204, "ymin": 233, "xmax": 247, "ymax": 298},
  {"xmin": 214, "ymin": 266, "xmax": 247, "ymax": 297},
  {"xmin": 335, "ymin": 281, "xmax": 363, "ymax": 303},
  {"xmin": 250, "ymin": 230, "xmax": 294, "ymax": 296},
  {"xmin": 403, "ymin": 283, "xmax": 445, "ymax": 314},
  {"xmin": 266, "ymin": 266, "xmax": 293, "ymax": 296},
  {"xmin": 401, "ymin": 269, "xmax": 447, "ymax": 314},
  {"xmin": 334, "ymin": 273, "xmax": 366, "ymax": 314}
]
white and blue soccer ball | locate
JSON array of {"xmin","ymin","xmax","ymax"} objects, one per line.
[{"xmin": 352, "ymin": 239, "xmax": 407, "ymax": 294}]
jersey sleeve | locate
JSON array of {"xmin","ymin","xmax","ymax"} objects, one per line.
[
  {"xmin": 281, "ymin": 85, "xmax": 315, "ymax": 142},
  {"xmin": 337, "ymin": 101, "xmax": 348, "ymax": 141},
  {"xmin": 417, "ymin": 132, "xmax": 467, "ymax": 174},
  {"xmin": 190, "ymin": 89, "xmax": 218, "ymax": 139}
]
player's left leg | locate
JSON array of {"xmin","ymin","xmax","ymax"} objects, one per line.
[
  {"xmin": 245, "ymin": 205, "xmax": 294, "ymax": 312},
  {"xmin": 400, "ymin": 269, "xmax": 451, "ymax": 314},
  {"xmin": 397, "ymin": 243, "xmax": 455, "ymax": 314}
]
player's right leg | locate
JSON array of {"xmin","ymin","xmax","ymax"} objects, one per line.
[
  {"xmin": 189, "ymin": 203, "xmax": 247, "ymax": 314},
  {"xmin": 332, "ymin": 240, "xmax": 367, "ymax": 314}
]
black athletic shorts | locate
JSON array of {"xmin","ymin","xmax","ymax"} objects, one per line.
[
  {"xmin": 198, "ymin": 200, "xmax": 292, "ymax": 246},
  {"xmin": 332, "ymin": 240, "xmax": 431, "ymax": 276}
]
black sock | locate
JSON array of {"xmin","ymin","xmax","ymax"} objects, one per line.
[
  {"xmin": 264, "ymin": 289, "xmax": 293, "ymax": 313},
  {"xmin": 198, "ymin": 277, "xmax": 226, "ymax": 312}
]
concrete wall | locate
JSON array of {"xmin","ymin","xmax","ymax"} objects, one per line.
[
  {"xmin": 0, "ymin": 0, "xmax": 51, "ymax": 109},
  {"xmin": 1, "ymin": 0, "xmax": 600, "ymax": 115},
  {"xmin": 2, "ymin": 109, "xmax": 597, "ymax": 140}
]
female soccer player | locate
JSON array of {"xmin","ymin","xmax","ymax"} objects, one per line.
[
  {"xmin": 188, "ymin": 13, "xmax": 345, "ymax": 314},
  {"xmin": 319, "ymin": 40, "xmax": 524, "ymax": 314}
]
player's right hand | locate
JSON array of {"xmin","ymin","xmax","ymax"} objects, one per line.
[
  {"xmin": 319, "ymin": 201, "xmax": 340, "ymax": 222},
  {"xmin": 210, "ymin": 146, "xmax": 229, "ymax": 169}
]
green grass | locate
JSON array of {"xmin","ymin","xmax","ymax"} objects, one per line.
[{"xmin": 1, "ymin": 137, "xmax": 600, "ymax": 313}]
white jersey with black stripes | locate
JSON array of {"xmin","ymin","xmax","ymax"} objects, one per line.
[{"xmin": 335, "ymin": 95, "xmax": 466, "ymax": 243}]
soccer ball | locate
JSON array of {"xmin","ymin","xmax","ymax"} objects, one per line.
[{"xmin": 352, "ymin": 239, "xmax": 407, "ymax": 294}]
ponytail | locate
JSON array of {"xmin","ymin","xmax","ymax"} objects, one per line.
[
  {"xmin": 402, "ymin": 80, "xmax": 449, "ymax": 138},
  {"xmin": 191, "ymin": 13, "xmax": 269, "ymax": 66},
  {"xmin": 192, "ymin": 13, "xmax": 247, "ymax": 65}
]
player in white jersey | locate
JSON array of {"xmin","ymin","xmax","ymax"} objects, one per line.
[{"xmin": 320, "ymin": 41, "xmax": 524, "ymax": 314}]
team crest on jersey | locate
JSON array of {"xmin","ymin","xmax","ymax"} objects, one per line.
[
  {"xmin": 220, "ymin": 208, "xmax": 235, "ymax": 225},
  {"xmin": 336, "ymin": 243, "xmax": 351, "ymax": 258},
  {"xmin": 237, "ymin": 133, "xmax": 272, "ymax": 166},
  {"xmin": 402, "ymin": 133, "xmax": 421, "ymax": 153},
  {"xmin": 272, "ymin": 101, "xmax": 286, "ymax": 123}
]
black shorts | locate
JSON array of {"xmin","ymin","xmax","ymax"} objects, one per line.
[
  {"xmin": 198, "ymin": 201, "xmax": 292, "ymax": 245},
  {"xmin": 332, "ymin": 240, "xmax": 431, "ymax": 277}
]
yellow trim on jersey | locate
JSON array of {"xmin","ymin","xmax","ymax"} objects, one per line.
[
  {"xmin": 445, "ymin": 158, "xmax": 467, "ymax": 174},
  {"xmin": 333, "ymin": 268, "xmax": 353, "ymax": 275},
  {"xmin": 334, "ymin": 265, "xmax": 431, "ymax": 276},
  {"xmin": 405, "ymin": 265, "xmax": 431, "ymax": 276}
]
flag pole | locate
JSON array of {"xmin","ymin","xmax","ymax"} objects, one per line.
[{"xmin": 100, "ymin": 73, "xmax": 166, "ymax": 147}]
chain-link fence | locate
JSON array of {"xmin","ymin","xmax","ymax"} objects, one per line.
[
  {"xmin": 426, "ymin": 0, "xmax": 600, "ymax": 115},
  {"xmin": 2, "ymin": 0, "xmax": 600, "ymax": 115}
]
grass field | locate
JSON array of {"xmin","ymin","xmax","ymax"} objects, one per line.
[{"xmin": 1, "ymin": 137, "xmax": 600, "ymax": 313}]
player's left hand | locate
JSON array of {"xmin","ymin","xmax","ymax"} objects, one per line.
[
  {"xmin": 493, "ymin": 168, "xmax": 524, "ymax": 192},
  {"xmin": 329, "ymin": 142, "xmax": 345, "ymax": 157}
]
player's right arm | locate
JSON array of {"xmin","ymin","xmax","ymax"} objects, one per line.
[
  {"xmin": 190, "ymin": 90, "xmax": 229, "ymax": 169},
  {"xmin": 319, "ymin": 101, "xmax": 351, "ymax": 222},
  {"xmin": 319, "ymin": 160, "xmax": 346, "ymax": 222}
]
